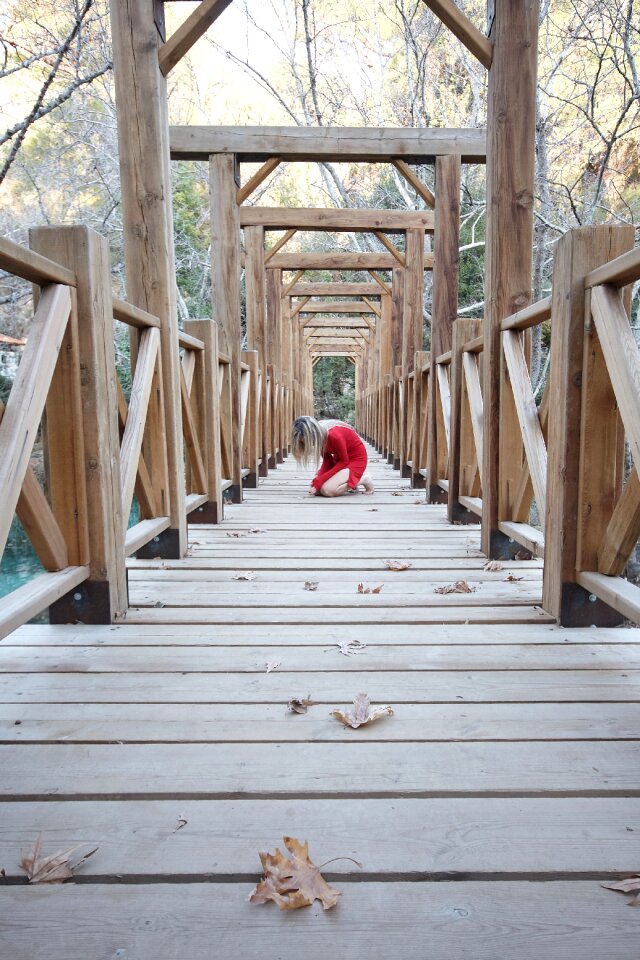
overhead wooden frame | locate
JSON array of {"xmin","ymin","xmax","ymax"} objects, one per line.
[
  {"xmin": 285, "ymin": 283, "xmax": 381, "ymax": 297},
  {"xmin": 267, "ymin": 252, "xmax": 434, "ymax": 271},
  {"xmin": 240, "ymin": 207, "xmax": 434, "ymax": 234},
  {"xmin": 420, "ymin": 0, "xmax": 493, "ymax": 71},
  {"xmin": 159, "ymin": 0, "xmax": 234, "ymax": 76},
  {"xmin": 170, "ymin": 126, "xmax": 487, "ymax": 163}
]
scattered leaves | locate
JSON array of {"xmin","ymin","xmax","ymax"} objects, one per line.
[
  {"xmin": 265, "ymin": 661, "xmax": 281, "ymax": 673},
  {"xmin": 357, "ymin": 583, "xmax": 384, "ymax": 594},
  {"xmin": 434, "ymin": 580, "xmax": 476, "ymax": 595},
  {"xmin": 514, "ymin": 550, "xmax": 532, "ymax": 561},
  {"xmin": 20, "ymin": 835, "xmax": 98, "ymax": 884},
  {"xmin": 288, "ymin": 695, "xmax": 313, "ymax": 714},
  {"xmin": 483, "ymin": 560, "xmax": 503, "ymax": 572},
  {"xmin": 337, "ymin": 639, "xmax": 367, "ymax": 657},
  {"xmin": 505, "ymin": 574, "xmax": 524, "ymax": 582},
  {"xmin": 250, "ymin": 837, "xmax": 354, "ymax": 910},
  {"xmin": 304, "ymin": 581, "xmax": 319, "ymax": 591},
  {"xmin": 226, "ymin": 531, "xmax": 242, "ymax": 538},
  {"xmin": 384, "ymin": 559, "xmax": 412, "ymax": 571},
  {"xmin": 601, "ymin": 875, "xmax": 640, "ymax": 906},
  {"xmin": 174, "ymin": 814, "xmax": 188, "ymax": 833},
  {"xmin": 331, "ymin": 693, "xmax": 394, "ymax": 729},
  {"xmin": 391, "ymin": 491, "xmax": 403, "ymax": 496},
  {"xmin": 250, "ymin": 528, "xmax": 267, "ymax": 534},
  {"xmin": 233, "ymin": 571, "xmax": 257, "ymax": 581}
]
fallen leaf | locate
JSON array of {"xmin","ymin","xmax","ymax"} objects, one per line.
[
  {"xmin": 20, "ymin": 835, "xmax": 98, "ymax": 884},
  {"xmin": 304, "ymin": 581, "xmax": 319, "ymax": 591},
  {"xmin": 265, "ymin": 661, "xmax": 281, "ymax": 673},
  {"xmin": 384, "ymin": 559, "xmax": 412, "ymax": 571},
  {"xmin": 505, "ymin": 574, "xmax": 524, "ymax": 582},
  {"xmin": 483, "ymin": 560, "xmax": 503, "ymax": 572},
  {"xmin": 250, "ymin": 528, "xmax": 267, "ymax": 534},
  {"xmin": 367, "ymin": 508, "xmax": 378, "ymax": 512},
  {"xmin": 331, "ymin": 693, "xmax": 393, "ymax": 728},
  {"xmin": 514, "ymin": 550, "xmax": 532, "ymax": 560},
  {"xmin": 601, "ymin": 875, "xmax": 640, "ymax": 906},
  {"xmin": 174, "ymin": 814, "xmax": 188, "ymax": 833},
  {"xmin": 415, "ymin": 498, "xmax": 425, "ymax": 505},
  {"xmin": 434, "ymin": 580, "xmax": 476, "ymax": 595},
  {"xmin": 153, "ymin": 600, "xmax": 165, "ymax": 608},
  {"xmin": 288, "ymin": 695, "xmax": 313, "ymax": 714},
  {"xmin": 391, "ymin": 491, "xmax": 403, "ymax": 496},
  {"xmin": 357, "ymin": 583, "xmax": 384, "ymax": 595},
  {"xmin": 226, "ymin": 531, "xmax": 242, "ymax": 538},
  {"xmin": 250, "ymin": 837, "xmax": 353, "ymax": 910},
  {"xmin": 337, "ymin": 639, "xmax": 366, "ymax": 656},
  {"xmin": 233, "ymin": 571, "xmax": 257, "ymax": 581}
]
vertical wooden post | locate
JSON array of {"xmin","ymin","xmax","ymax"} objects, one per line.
[
  {"xmin": 448, "ymin": 318, "xmax": 482, "ymax": 523},
  {"xmin": 244, "ymin": 225, "xmax": 269, "ymax": 478},
  {"xmin": 482, "ymin": 0, "xmax": 539, "ymax": 558},
  {"xmin": 210, "ymin": 153, "xmax": 243, "ymax": 502},
  {"xmin": 266, "ymin": 268, "xmax": 282, "ymax": 466},
  {"xmin": 412, "ymin": 350, "xmax": 430, "ymax": 488},
  {"xmin": 185, "ymin": 319, "xmax": 223, "ymax": 523},
  {"xmin": 390, "ymin": 267, "xmax": 404, "ymax": 465},
  {"xmin": 109, "ymin": 0, "xmax": 186, "ymax": 557},
  {"xmin": 543, "ymin": 225, "xmax": 633, "ymax": 625},
  {"xmin": 242, "ymin": 349, "xmax": 260, "ymax": 487},
  {"xmin": 31, "ymin": 225, "xmax": 128, "ymax": 622},
  {"xmin": 427, "ymin": 155, "xmax": 460, "ymax": 499},
  {"xmin": 401, "ymin": 228, "xmax": 425, "ymax": 476}
]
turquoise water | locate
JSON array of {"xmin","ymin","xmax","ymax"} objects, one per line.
[{"xmin": 0, "ymin": 517, "xmax": 45, "ymax": 599}]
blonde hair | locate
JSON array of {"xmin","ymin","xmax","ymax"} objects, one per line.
[{"xmin": 291, "ymin": 416, "xmax": 328, "ymax": 469}]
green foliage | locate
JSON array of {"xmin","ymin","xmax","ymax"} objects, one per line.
[
  {"xmin": 313, "ymin": 358, "xmax": 355, "ymax": 423},
  {"xmin": 172, "ymin": 161, "xmax": 211, "ymax": 318}
]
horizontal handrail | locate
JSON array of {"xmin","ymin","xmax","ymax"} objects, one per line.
[
  {"xmin": 0, "ymin": 235, "xmax": 76, "ymax": 287},
  {"xmin": 585, "ymin": 247, "xmax": 640, "ymax": 289},
  {"xmin": 435, "ymin": 350, "xmax": 452, "ymax": 365},
  {"xmin": 178, "ymin": 330, "xmax": 204, "ymax": 351},
  {"xmin": 462, "ymin": 335, "xmax": 483, "ymax": 353},
  {"xmin": 500, "ymin": 296, "xmax": 551, "ymax": 332},
  {"xmin": 113, "ymin": 297, "xmax": 161, "ymax": 329}
]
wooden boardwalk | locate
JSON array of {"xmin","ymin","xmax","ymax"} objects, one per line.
[{"xmin": 1, "ymin": 448, "xmax": 640, "ymax": 958}]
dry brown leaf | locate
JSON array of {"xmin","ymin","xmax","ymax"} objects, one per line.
[
  {"xmin": 304, "ymin": 581, "xmax": 319, "ymax": 591},
  {"xmin": 367, "ymin": 508, "xmax": 378, "ymax": 512},
  {"xmin": 265, "ymin": 661, "xmax": 281, "ymax": 673},
  {"xmin": 391, "ymin": 491, "xmax": 403, "ymax": 496},
  {"xmin": 337, "ymin": 639, "xmax": 366, "ymax": 656},
  {"xmin": 249, "ymin": 837, "xmax": 345, "ymax": 910},
  {"xmin": 226, "ymin": 531, "xmax": 242, "ymax": 538},
  {"xmin": 434, "ymin": 579, "xmax": 476, "ymax": 595},
  {"xmin": 250, "ymin": 528, "xmax": 267, "ymax": 534},
  {"xmin": 174, "ymin": 814, "xmax": 188, "ymax": 832},
  {"xmin": 20, "ymin": 835, "xmax": 98, "ymax": 884},
  {"xmin": 331, "ymin": 693, "xmax": 393, "ymax": 728},
  {"xmin": 505, "ymin": 574, "xmax": 524, "ymax": 582},
  {"xmin": 415, "ymin": 498, "xmax": 425, "ymax": 505},
  {"xmin": 384, "ymin": 559, "xmax": 412, "ymax": 571},
  {"xmin": 233, "ymin": 571, "xmax": 257, "ymax": 581},
  {"xmin": 288, "ymin": 695, "xmax": 313, "ymax": 714},
  {"xmin": 514, "ymin": 550, "xmax": 532, "ymax": 560},
  {"xmin": 483, "ymin": 560, "xmax": 503, "ymax": 572},
  {"xmin": 601, "ymin": 875, "xmax": 640, "ymax": 906}
]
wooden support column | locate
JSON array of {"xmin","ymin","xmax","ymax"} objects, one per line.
[
  {"xmin": 543, "ymin": 225, "xmax": 633, "ymax": 626},
  {"xmin": 412, "ymin": 350, "xmax": 430, "ymax": 487},
  {"xmin": 427, "ymin": 155, "xmax": 460, "ymax": 498},
  {"xmin": 448, "ymin": 318, "xmax": 483, "ymax": 523},
  {"xmin": 379, "ymin": 293, "xmax": 392, "ymax": 457},
  {"xmin": 244, "ymin": 225, "xmax": 269, "ymax": 477},
  {"xmin": 31, "ymin": 225, "xmax": 128, "ymax": 622},
  {"xmin": 390, "ymin": 267, "xmax": 404, "ymax": 465},
  {"xmin": 266, "ymin": 267, "xmax": 282, "ymax": 467},
  {"xmin": 184, "ymin": 319, "xmax": 223, "ymax": 523},
  {"xmin": 482, "ymin": 0, "xmax": 539, "ymax": 558},
  {"xmin": 210, "ymin": 153, "xmax": 243, "ymax": 502},
  {"xmin": 242, "ymin": 349, "xmax": 260, "ymax": 487},
  {"xmin": 109, "ymin": 0, "xmax": 186, "ymax": 557},
  {"xmin": 401, "ymin": 228, "xmax": 425, "ymax": 476}
]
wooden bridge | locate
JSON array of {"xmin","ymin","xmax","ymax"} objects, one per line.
[{"xmin": 1, "ymin": 1, "xmax": 640, "ymax": 957}]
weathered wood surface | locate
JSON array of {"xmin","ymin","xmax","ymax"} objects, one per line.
[{"xmin": 2, "ymin": 448, "xmax": 638, "ymax": 958}]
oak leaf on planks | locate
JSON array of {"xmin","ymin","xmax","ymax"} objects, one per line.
[
  {"xmin": 384, "ymin": 559, "xmax": 412, "ymax": 571},
  {"xmin": 357, "ymin": 583, "xmax": 384, "ymax": 594},
  {"xmin": 483, "ymin": 560, "xmax": 503, "ymax": 571},
  {"xmin": 331, "ymin": 693, "xmax": 394, "ymax": 728},
  {"xmin": 601, "ymin": 875, "xmax": 640, "ymax": 906},
  {"xmin": 434, "ymin": 579, "xmax": 476, "ymax": 594},
  {"xmin": 336, "ymin": 639, "xmax": 367, "ymax": 657},
  {"xmin": 233, "ymin": 571, "xmax": 257, "ymax": 580},
  {"xmin": 249, "ymin": 837, "xmax": 346, "ymax": 910},
  {"xmin": 20, "ymin": 835, "xmax": 98, "ymax": 884},
  {"xmin": 288, "ymin": 695, "xmax": 313, "ymax": 714},
  {"xmin": 304, "ymin": 580, "xmax": 319, "ymax": 591}
]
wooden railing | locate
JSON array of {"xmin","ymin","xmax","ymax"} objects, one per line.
[
  {"xmin": 359, "ymin": 224, "xmax": 640, "ymax": 627},
  {"xmin": 0, "ymin": 226, "xmax": 272, "ymax": 634}
]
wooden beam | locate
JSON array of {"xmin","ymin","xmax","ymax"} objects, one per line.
[
  {"xmin": 0, "ymin": 235, "xmax": 76, "ymax": 287},
  {"xmin": 290, "ymin": 296, "xmax": 310, "ymax": 321},
  {"xmin": 374, "ymin": 231, "xmax": 405, "ymax": 265},
  {"xmin": 362, "ymin": 296, "xmax": 382, "ymax": 319},
  {"xmin": 281, "ymin": 269, "xmax": 305, "ymax": 298},
  {"xmin": 391, "ymin": 159, "xmax": 436, "ymax": 208},
  {"xmin": 237, "ymin": 158, "xmax": 281, "ymax": 205},
  {"xmin": 286, "ymin": 283, "xmax": 380, "ymax": 297},
  {"xmin": 298, "ymin": 301, "xmax": 376, "ymax": 314},
  {"xmin": 268, "ymin": 252, "xmax": 433, "ymax": 270},
  {"xmin": 298, "ymin": 317, "xmax": 371, "ymax": 328},
  {"xmin": 421, "ymin": 0, "xmax": 493, "ymax": 70},
  {"xmin": 158, "ymin": 0, "xmax": 234, "ymax": 76},
  {"xmin": 170, "ymin": 126, "xmax": 487, "ymax": 163},
  {"xmin": 240, "ymin": 207, "xmax": 434, "ymax": 234},
  {"xmin": 264, "ymin": 229, "xmax": 297, "ymax": 264}
]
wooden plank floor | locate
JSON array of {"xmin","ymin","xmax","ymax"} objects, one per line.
[{"xmin": 1, "ymin": 447, "xmax": 640, "ymax": 958}]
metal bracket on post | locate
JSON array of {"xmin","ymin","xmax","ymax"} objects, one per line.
[
  {"xmin": 488, "ymin": 529, "xmax": 532, "ymax": 562},
  {"xmin": 559, "ymin": 583, "xmax": 624, "ymax": 628},
  {"xmin": 136, "ymin": 527, "xmax": 182, "ymax": 559}
]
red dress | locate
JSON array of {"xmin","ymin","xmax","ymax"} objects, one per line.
[{"xmin": 311, "ymin": 425, "xmax": 368, "ymax": 492}]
